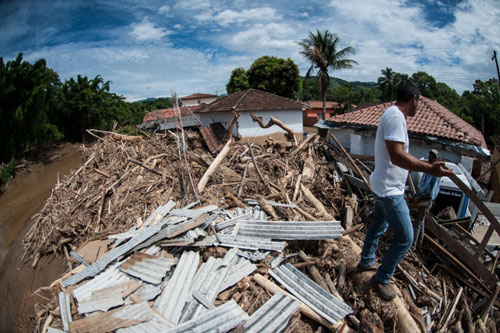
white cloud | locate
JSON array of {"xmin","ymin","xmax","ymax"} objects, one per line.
[
  {"xmin": 129, "ymin": 17, "xmax": 172, "ymax": 41},
  {"xmin": 159, "ymin": 5, "xmax": 170, "ymax": 14},
  {"xmin": 210, "ymin": 7, "xmax": 279, "ymax": 27}
]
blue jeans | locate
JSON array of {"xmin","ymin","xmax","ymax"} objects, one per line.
[{"xmin": 359, "ymin": 193, "xmax": 413, "ymax": 284}]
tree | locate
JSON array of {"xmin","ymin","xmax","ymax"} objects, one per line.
[
  {"xmin": 377, "ymin": 67, "xmax": 395, "ymax": 101},
  {"xmin": 411, "ymin": 71, "xmax": 437, "ymax": 99},
  {"xmin": 226, "ymin": 67, "xmax": 249, "ymax": 94},
  {"xmin": 298, "ymin": 29, "xmax": 357, "ymax": 119},
  {"xmin": 61, "ymin": 75, "xmax": 118, "ymax": 142},
  {"xmin": 330, "ymin": 85, "xmax": 356, "ymax": 112},
  {"xmin": 462, "ymin": 79, "xmax": 500, "ymax": 140},
  {"xmin": 0, "ymin": 53, "xmax": 63, "ymax": 162},
  {"xmin": 246, "ymin": 56, "xmax": 300, "ymax": 99}
]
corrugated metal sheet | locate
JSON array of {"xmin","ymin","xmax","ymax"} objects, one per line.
[
  {"xmin": 136, "ymin": 214, "xmax": 213, "ymax": 250},
  {"xmin": 144, "ymin": 200, "xmax": 176, "ymax": 227},
  {"xmin": 169, "ymin": 205, "xmax": 218, "ymax": 218},
  {"xmin": 116, "ymin": 313, "xmax": 174, "ymax": 333},
  {"xmin": 179, "ymin": 248, "xmax": 238, "ymax": 322},
  {"xmin": 58, "ymin": 291, "xmax": 72, "ymax": 331},
  {"xmin": 77, "ymin": 292, "xmax": 124, "ymax": 314},
  {"xmin": 72, "ymin": 263, "xmax": 130, "ymax": 303},
  {"xmin": 269, "ymin": 263, "xmax": 353, "ymax": 324},
  {"xmin": 237, "ymin": 249, "xmax": 271, "ymax": 262},
  {"xmin": 120, "ymin": 252, "xmax": 176, "ymax": 284},
  {"xmin": 243, "ymin": 291, "xmax": 300, "ymax": 333},
  {"xmin": 154, "ymin": 251, "xmax": 200, "ymax": 324},
  {"xmin": 219, "ymin": 258, "xmax": 257, "ymax": 293},
  {"xmin": 70, "ymin": 251, "xmax": 90, "ymax": 267},
  {"xmin": 192, "ymin": 235, "xmax": 285, "ymax": 252},
  {"xmin": 215, "ymin": 212, "xmax": 252, "ymax": 231},
  {"xmin": 63, "ymin": 220, "xmax": 168, "ymax": 287},
  {"xmin": 70, "ymin": 302, "xmax": 154, "ymax": 333},
  {"xmin": 125, "ymin": 283, "xmax": 162, "ymax": 305},
  {"xmin": 161, "ymin": 300, "xmax": 248, "ymax": 333},
  {"xmin": 235, "ymin": 221, "xmax": 342, "ymax": 240},
  {"xmin": 77, "ymin": 280, "xmax": 140, "ymax": 314},
  {"xmin": 47, "ymin": 327, "xmax": 65, "ymax": 333}
]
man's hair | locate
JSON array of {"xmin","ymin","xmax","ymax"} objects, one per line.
[{"xmin": 396, "ymin": 80, "xmax": 420, "ymax": 102}]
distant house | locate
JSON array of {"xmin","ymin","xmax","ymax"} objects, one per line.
[
  {"xmin": 181, "ymin": 93, "xmax": 218, "ymax": 106},
  {"xmin": 196, "ymin": 89, "xmax": 307, "ymax": 139},
  {"xmin": 140, "ymin": 105, "xmax": 203, "ymax": 130},
  {"xmin": 316, "ymin": 97, "xmax": 489, "ymax": 172},
  {"xmin": 140, "ymin": 89, "xmax": 308, "ymax": 140},
  {"xmin": 303, "ymin": 101, "xmax": 340, "ymax": 126}
]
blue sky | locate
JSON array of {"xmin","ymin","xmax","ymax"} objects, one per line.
[{"xmin": 1, "ymin": 0, "xmax": 499, "ymax": 101}]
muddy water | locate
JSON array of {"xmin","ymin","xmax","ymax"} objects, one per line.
[{"xmin": 0, "ymin": 149, "xmax": 82, "ymax": 266}]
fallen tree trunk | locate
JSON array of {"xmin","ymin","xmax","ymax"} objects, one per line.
[
  {"xmin": 250, "ymin": 112, "xmax": 297, "ymax": 145},
  {"xmin": 301, "ymin": 184, "xmax": 334, "ymax": 220},
  {"xmin": 197, "ymin": 138, "xmax": 232, "ymax": 193}
]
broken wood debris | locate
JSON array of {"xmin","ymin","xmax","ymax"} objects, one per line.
[{"xmin": 25, "ymin": 129, "xmax": 500, "ymax": 332}]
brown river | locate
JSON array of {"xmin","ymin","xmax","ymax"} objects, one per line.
[{"xmin": 0, "ymin": 149, "xmax": 82, "ymax": 267}]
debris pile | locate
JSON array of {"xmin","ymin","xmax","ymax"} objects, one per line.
[{"xmin": 24, "ymin": 130, "xmax": 500, "ymax": 332}]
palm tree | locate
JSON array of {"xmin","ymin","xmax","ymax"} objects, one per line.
[
  {"xmin": 298, "ymin": 29, "xmax": 357, "ymax": 120},
  {"xmin": 377, "ymin": 67, "xmax": 395, "ymax": 101}
]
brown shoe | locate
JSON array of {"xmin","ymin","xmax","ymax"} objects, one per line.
[
  {"xmin": 370, "ymin": 275, "xmax": 396, "ymax": 301},
  {"xmin": 355, "ymin": 263, "xmax": 378, "ymax": 273}
]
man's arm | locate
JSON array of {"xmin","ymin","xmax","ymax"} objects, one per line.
[{"xmin": 385, "ymin": 140, "xmax": 455, "ymax": 178}]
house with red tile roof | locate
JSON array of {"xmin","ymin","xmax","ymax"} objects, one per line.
[
  {"xmin": 140, "ymin": 104, "xmax": 203, "ymax": 130},
  {"xmin": 140, "ymin": 89, "xmax": 309, "ymax": 139},
  {"xmin": 303, "ymin": 101, "xmax": 340, "ymax": 126},
  {"xmin": 316, "ymin": 96, "xmax": 489, "ymax": 171},
  {"xmin": 196, "ymin": 89, "xmax": 308, "ymax": 139},
  {"xmin": 181, "ymin": 93, "xmax": 218, "ymax": 106}
]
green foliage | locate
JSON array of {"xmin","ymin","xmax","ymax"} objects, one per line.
[
  {"xmin": 462, "ymin": 79, "xmax": 500, "ymax": 140},
  {"xmin": 298, "ymin": 29, "xmax": 357, "ymax": 118},
  {"xmin": 0, "ymin": 157, "xmax": 17, "ymax": 185},
  {"xmin": 226, "ymin": 67, "xmax": 249, "ymax": 94},
  {"xmin": 0, "ymin": 53, "xmax": 63, "ymax": 162},
  {"xmin": 411, "ymin": 71, "xmax": 437, "ymax": 99},
  {"xmin": 246, "ymin": 56, "xmax": 300, "ymax": 99}
]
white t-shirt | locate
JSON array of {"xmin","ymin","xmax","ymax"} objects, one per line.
[{"xmin": 370, "ymin": 105, "xmax": 409, "ymax": 197}]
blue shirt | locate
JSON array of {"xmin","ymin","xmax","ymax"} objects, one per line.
[{"xmin": 417, "ymin": 173, "xmax": 440, "ymax": 202}]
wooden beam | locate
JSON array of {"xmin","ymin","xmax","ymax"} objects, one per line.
[
  {"xmin": 423, "ymin": 225, "xmax": 494, "ymax": 292},
  {"xmin": 449, "ymin": 173, "xmax": 500, "ymax": 254},
  {"xmin": 330, "ymin": 134, "xmax": 371, "ymax": 192}
]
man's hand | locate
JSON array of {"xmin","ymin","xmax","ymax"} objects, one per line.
[{"xmin": 430, "ymin": 161, "xmax": 455, "ymax": 178}]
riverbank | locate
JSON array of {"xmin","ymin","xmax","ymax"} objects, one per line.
[{"xmin": 0, "ymin": 142, "xmax": 83, "ymax": 332}]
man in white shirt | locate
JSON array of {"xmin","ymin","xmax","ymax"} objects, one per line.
[{"xmin": 356, "ymin": 81, "xmax": 455, "ymax": 300}]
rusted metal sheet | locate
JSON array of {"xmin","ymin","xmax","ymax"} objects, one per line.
[
  {"xmin": 72, "ymin": 263, "xmax": 130, "ymax": 303},
  {"xmin": 154, "ymin": 251, "xmax": 200, "ymax": 324},
  {"xmin": 125, "ymin": 283, "xmax": 162, "ymax": 305},
  {"xmin": 77, "ymin": 280, "xmax": 141, "ymax": 314},
  {"xmin": 270, "ymin": 263, "xmax": 353, "ymax": 324},
  {"xmin": 162, "ymin": 300, "xmax": 248, "ymax": 333},
  {"xmin": 235, "ymin": 221, "xmax": 342, "ymax": 240},
  {"xmin": 119, "ymin": 252, "xmax": 176, "ymax": 284},
  {"xmin": 243, "ymin": 291, "xmax": 300, "ymax": 333},
  {"xmin": 70, "ymin": 302, "xmax": 154, "ymax": 333}
]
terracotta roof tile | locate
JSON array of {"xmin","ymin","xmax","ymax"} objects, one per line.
[
  {"xmin": 328, "ymin": 97, "xmax": 486, "ymax": 148},
  {"xmin": 143, "ymin": 105, "xmax": 203, "ymax": 122},
  {"xmin": 197, "ymin": 89, "xmax": 308, "ymax": 113},
  {"xmin": 306, "ymin": 101, "xmax": 339, "ymax": 109},
  {"xmin": 182, "ymin": 93, "xmax": 217, "ymax": 100}
]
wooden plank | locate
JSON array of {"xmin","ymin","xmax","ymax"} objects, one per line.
[
  {"xmin": 449, "ymin": 173, "xmax": 500, "ymax": 253},
  {"xmin": 330, "ymin": 135, "xmax": 372, "ymax": 192},
  {"xmin": 425, "ymin": 216, "xmax": 496, "ymax": 290}
]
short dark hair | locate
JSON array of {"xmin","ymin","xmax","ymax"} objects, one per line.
[{"xmin": 396, "ymin": 80, "xmax": 420, "ymax": 102}]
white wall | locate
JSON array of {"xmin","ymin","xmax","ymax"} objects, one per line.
[
  {"xmin": 198, "ymin": 110, "xmax": 303, "ymax": 138},
  {"xmin": 183, "ymin": 96, "xmax": 217, "ymax": 106},
  {"xmin": 328, "ymin": 127, "xmax": 471, "ymax": 172}
]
